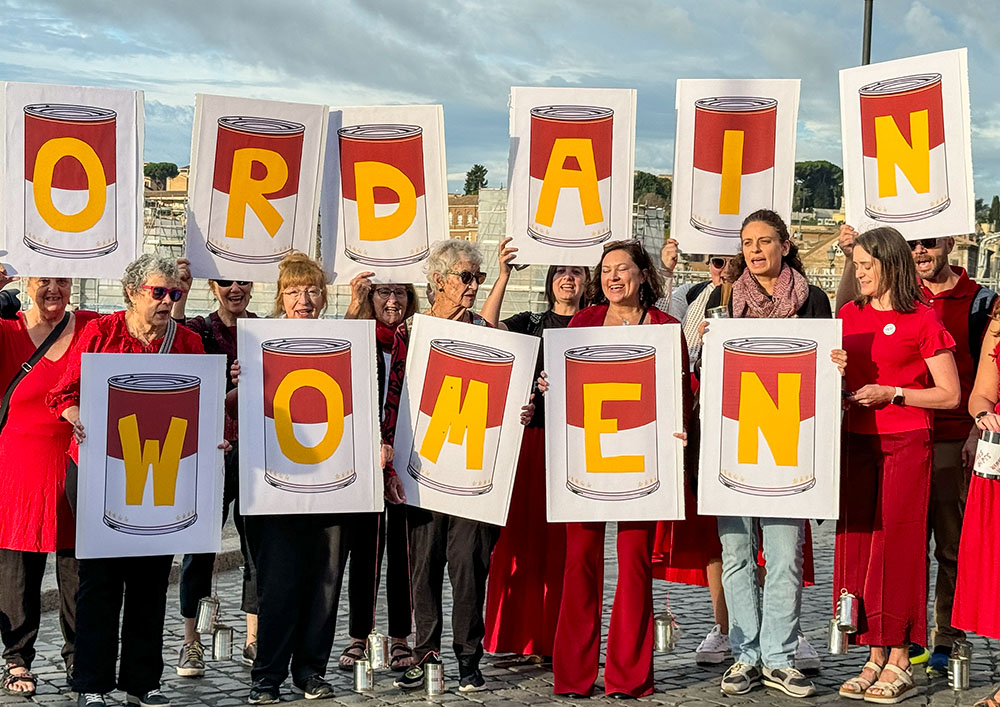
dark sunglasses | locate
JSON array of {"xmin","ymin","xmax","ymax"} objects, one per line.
[
  {"xmin": 448, "ymin": 270, "xmax": 487, "ymax": 285},
  {"xmin": 908, "ymin": 238, "xmax": 940, "ymax": 250},
  {"xmin": 142, "ymin": 285, "xmax": 184, "ymax": 302},
  {"xmin": 215, "ymin": 280, "xmax": 251, "ymax": 287},
  {"xmin": 710, "ymin": 257, "xmax": 730, "ymax": 269}
]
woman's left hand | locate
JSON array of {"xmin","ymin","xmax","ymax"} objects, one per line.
[
  {"xmin": 498, "ymin": 237, "xmax": 518, "ymax": 276},
  {"xmin": 848, "ymin": 384, "xmax": 894, "ymax": 407},
  {"xmin": 218, "ymin": 440, "xmax": 232, "ymax": 452},
  {"xmin": 385, "ymin": 474, "xmax": 406, "ymax": 504},
  {"xmin": 830, "ymin": 348, "xmax": 847, "ymax": 377},
  {"xmin": 520, "ymin": 396, "xmax": 535, "ymax": 426},
  {"xmin": 673, "ymin": 431, "xmax": 687, "ymax": 447}
]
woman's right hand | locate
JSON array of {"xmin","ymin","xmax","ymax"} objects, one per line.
[
  {"xmin": 839, "ymin": 224, "xmax": 858, "ymax": 258},
  {"xmin": 230, "ymin": 360, "xmax": 241, "ymax": 387},
  {"xmin": 176, "ymin": 258, "xmax": 192, "ymax": 293},
  {"xmin": 698, "ymin": 320, "xmax": 710, "ymax": 338},
  {"xmin": 536, "ymin": 371, "xmax": 549, "ymax": 395},
  {"xmin": 62, "ymin": 405, "xmax": 86, "ymax": 443},
  {"xmin": 976, "ymin": 411, "xmax": 1000, "ymax": 433},
  {"xmin": 498, "ymin": 237, "xmax": 518, "ymax": 276},
  {"xmin": 0, "ymin": 263, "xmax": 19, "ymax": 290}
]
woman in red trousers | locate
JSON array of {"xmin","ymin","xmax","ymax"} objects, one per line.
[{"xmin": 837, "ymin": 227, "xmax": 959, "ymax": 704}]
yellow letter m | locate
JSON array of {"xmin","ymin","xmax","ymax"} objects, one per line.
[{"xmin": 419, "ymin": 375, "xmax": 488, "ymax": 469}]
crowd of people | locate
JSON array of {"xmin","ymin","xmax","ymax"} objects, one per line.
[{"xmin": 0, "ymin": 211, "xmax": 998, "ymax": 707}]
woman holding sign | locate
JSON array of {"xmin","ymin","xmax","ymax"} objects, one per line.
[{"xmin": 837, "ymin": 227, "xmax": 958, "ymax": 704}]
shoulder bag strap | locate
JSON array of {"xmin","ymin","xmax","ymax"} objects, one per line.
[
  {"xmin": 0, "ymin": 312, "xmax": 71, "ymax": 431},
  {"xmin": 159, "ymin": 318, "xmax": 177, "ymax": 354}
]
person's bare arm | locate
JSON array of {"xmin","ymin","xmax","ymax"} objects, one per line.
[
  {"xmin": 849, "ymin": 351, "xmax": 960, "ymax": 410},
  {"xmin": 480, "ymin": 237, "xmax": 517, "ymax": 329},
  {"xmin": 835, "ymin": 225, "xmax": 859, "ymax": 312}
]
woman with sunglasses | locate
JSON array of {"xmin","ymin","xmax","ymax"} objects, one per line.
[
  {"xmin": 47, "ymin": 255, "xmax": 211, "ymax": 707},
  {"xmin": 168, "ymin": 263, "xmax": 259, "ymax": 678}
]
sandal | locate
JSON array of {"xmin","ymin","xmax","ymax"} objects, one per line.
[
  {"xmin": 864, "ymin": 663, "xmax": 917, "ymax": 704},
  {"xmin": 2, "ymin": 664, "xmax": 37, "ymax": 697},
  {"xmin": 973, "ymin": 686, "xmax": 1000, "ymax": 707},
  {"xmin": 389, "ymin": 642, "xmax": 414, "ymax": 672},
  {"xmin": 338, "ymin": 640, "xmax": 366, "ymax": 672},
  {"xmin": 839, "ymin": 661, "xmax": 884, "ymax": 700}
]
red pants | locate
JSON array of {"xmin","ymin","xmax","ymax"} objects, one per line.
[
  {"xmin": 834, "ymin": 430, "xmax": 932, "ymax": 646},
  {"xmin": 553, "ymin": 521, "xmax": 655, "ymax": 697}
]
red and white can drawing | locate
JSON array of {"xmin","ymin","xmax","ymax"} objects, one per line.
[
  {"xmin": 338, "ymin": 124, "xmax": 429, "ymax": 266},
  {"xmin": 23, "ymin": 103, "xmax": 118, "ymax": 258},
  {"xmin": 564, "ymin": 345, "xmax": 659, "ymax": 500},
  {"xmin": 104, "ymin": 373, "xmax": 200, "ymax": 535},
  {"xmin": 528, "ymin": 105, "xmax": 613, "ymax": 247},
  {"xmin": 407, "ymin": 340, "xmax": 514, "ymax": 495},
  {"xmin": 720, "ymin": 338, "xmax": 816, "ymax": 496},
  {"xmin": 690, "ymin": 97, "xmax": 777, "ymax": 238},
  {"xmin": 207, "ymin": 116, "xmax": 304, "ymax": 263},
  {"xmin": 262, "ymin": 338, "xmax": 356, "ymax": 493},
  {"xmin": 860, "ymin": 73, "xmax": 949, "ymax": 222}
]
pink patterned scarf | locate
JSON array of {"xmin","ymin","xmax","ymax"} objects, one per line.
[{"xmin": 731, "ymin": 264, "xmax": 809, "ymax": 319}]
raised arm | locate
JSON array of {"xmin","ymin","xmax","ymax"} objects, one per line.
[
  {"xmin": 834, "ymin": 225, "xmax": 859, "ymax": 312},
  {"xmin": 480, "ymin": 237, "xmax": 517, "ymax": 329}
]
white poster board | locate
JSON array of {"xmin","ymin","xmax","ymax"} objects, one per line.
[
  {"xmin": 840, "ymin": 49, "xmax": 973, "ymax": 239},
  {"xmin": 186, "ymin": 94, "xmax": 328, "ymax": 281},
  {"xmin": 392, "ymin": 315, "xmax": 538, "ymax": 526},
  {"xmin": 698, "ymin": 319, "xmax": 842, "ymax": 520},
  {"xmin": 321, "ymin": 105, "xmax": 448, "ymax": 285},
  {"xmin": 672, "ymin": 79, "xmax": 800, "ymax": 255},
  {"xmin": 76, "ymin": 353, "xmax": 226, "ymax": 558},
  {"xmin": 237, "ymin": 318, "xmax": 382, "ymax": 515},
  {"xmin": 506, "ymin": 87, "xmax": 636, "ymax": 266},
  {"xmin": 1, "ymin": 82, "xmax": 143, "ymax": 278},
  {"xmin": 543, "ymin": 326, "xmax": 685, "ymax": 523}
]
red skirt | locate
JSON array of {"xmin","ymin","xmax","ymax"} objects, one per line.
[
  {"xmin": 484, "ymin": 427, "xmax": 565, "ymax": 655},
  {"xmin": 953, "ymin": 474, "xmax": 1000, "ymax": 639}
]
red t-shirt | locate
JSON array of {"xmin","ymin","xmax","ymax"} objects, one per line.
[{"xmin": 840, "ymin": 301, "xmax": 956, "ymax": 435}]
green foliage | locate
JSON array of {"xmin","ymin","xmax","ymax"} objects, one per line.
[
  {"xmin": 990, "ymin": 195, "xmax": 1000, "ymax": 230},
  {"xmin": 144, "ymin": 162, "xmax": 179, "ymax": 190},
  {"xmin": 793, "ymin": 160, "xmax": 843, "ymax": 210},
  {"xmin": 633, "ymin": 171, "xmax": 671, "ymax": 207},
  {"xmin": 463, "ymin": 164, "xmax": 488, "ymax": 195}
]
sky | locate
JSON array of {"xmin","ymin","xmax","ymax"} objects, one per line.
[{"xmin": 1, "ymin": 0, "xmax": 998, "ymax": 199}]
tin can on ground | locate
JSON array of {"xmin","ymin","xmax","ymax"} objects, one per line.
[
  {"xmin": 104, "ymin": 373, "xmax": 200, "ymax": 535},
  {"xmin": 367, "ymin": 631, "xmax": 388, "ymax": 671},
  {"xmin": 690, "ymin": 97, "xmax": 777, "ymax": 238},
  {"xmin": 949, "ymin": 655, "xmax": 969, "ymax": 691},
  {"xmin": 354, "ymin": 659, "xmax": 374, "ymax": 692},
  {"xmin": 207, "ymin": 116, "xmax": 304, "ymax": 263},
  {"xmin": 262, "ymin": 338, "xmax": 355, "ymax": 493},
  {"xmin": 212, "ymin": 624, "xmax": 233, "ymax": 661},
  {"xmin": 407, "ymin": 340, "xmax": 514, "ymax": 494},
  {"xmin": 974, "ymin": 430, "xmax": 1000, "ymax": 480},
  {"xmin": 338, "ymin": 124, "xmax": 429, "ymax": 266},
  {"xmin": 720, "ymin": 338, "xmax": 817, "ymax": 496},
  {"xmin": 424, "ymin": 660, "xmax": 445, "ymax": 695},
  {"xmin": 527, "ymin": 105, "xmax": 613, "ymax": 247},
  {"xmin": 23, "ymin": 103, "xmax": 118, "ymax": 258},
  {"xmin": 195, "ymin": 596, "xmax": 220, "ymax": 634},
  {"xmin": 564, "ymin": 345, "xmax": 659, "ymax": 500},
  {"xmin": 828, "ymin": 618, "xmax": 849, "ymax": 655},
  {"xmin": 837, "ymin": 589, "xmax": 859, "ymax": 633},
  {"xmin": 859, "ymin": 74, "xmax": 949, "ymax": 222},
  {"xmin": 653, "ymin": 611, "xmax": 678, "ymax": 653}
]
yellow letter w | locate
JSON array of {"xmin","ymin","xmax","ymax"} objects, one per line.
[{"xmin": 118, "ymin": 414, "xmax": 189, "ymax": 506}]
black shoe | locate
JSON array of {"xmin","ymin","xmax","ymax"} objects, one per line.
[
  {"xmin": 125, "ymin": 689, "xmax": 171, "ymax": 706},
  {"xmin": 78, "ymin": 695, "xmax": 108, "ymax": 707},
  {"xmin": 298, "ymin": 675, "xmax": 334, "ymax": 700},
  {"xmin": 609, "ymin": 693, "xmax": 634, "ymax": 700},
  {"xmin": 458, "ymin": 669, "xmax": 486, "ymax": 692},
  {"xmin": 248, "ymin": 683, "xmax": 280, "ymax": 705},
  {"xmin": 394, "ymin": 663, "xmax": 424, "ymax": 690}
]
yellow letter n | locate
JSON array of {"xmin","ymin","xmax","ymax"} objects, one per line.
[
  {"xmin": 419, "ymin": 375, "xmax": 488, "ymax": 469},
  {"xmin": 875, "ymin": 110, "xmax": 930, "ymax": 198},
  {"xmin": 736, "ymin": 371, "xmax": 800, "ymax": 466}
]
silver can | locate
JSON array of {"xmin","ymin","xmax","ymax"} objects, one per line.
[
  {"xmin": 354, "ymin": 659, "xmax": 374, "ymax": 692},
  {"xmin": 948, "ymin": 656, "xmax": 969, "ymax": 691},
  {"xmin": 706, "ymin": 305, "xmax": 729, "ymax": 319},
  {"xmin": 953, "ymin": 640, "xmax": 973, "ymax": 660},
  {"xmin": 195, "ymin": 596, "xmax": 220, "ymax": 634},
  {"xmin": 837, "ymin": 589, "xmax": 859, "ymax": 634},
  {"xmin": 368, "ymin": 631, "xmax": 389, "ymax": 671},
  {"xmin": 827, "ymin": 618, "xmax": 849, "ymax": 655},
  {"xmin": 212, "ymin": 624, "xmax": 233, "ymax": 661},
  {"xmin": 425, "ymin": 660, "xmax": 445, "ymax": 695},
  {"xmin": 653, "ymin": 612, "xmax": 678, "ymax": 653}
]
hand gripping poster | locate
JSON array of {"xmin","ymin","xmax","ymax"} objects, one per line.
[
  {"xmin": 392, "ymin": 315, "xmax": 538, "ymax": 526},
  {"xmin": 507, "ymin": 87, "xmax": 636, "ymax": 266},
  {"xmin": 840, "ymin": 49, "xmax": 973, "ymax": 240},
  {"xmin": 1, "ymin": 82, "xmax": 143, "ymax": 278},
  {"xmin": 698, "ymin": 319, "xmax": 842, "ymax": 520},
  {"xmin": 186, "ymin": 94, "xmax": 328, "ymax": 281},
  {"xmin": 672, "ymin": 79, "xmax": 799, "ymax": 255},
  {"xmin": 76, "ymin": 353, "xmax": 226, "ymax": 558},
  {"xmin": 321, "ymin": 105, "xmax": 448, "ymax": 285},
  {"xmin": 543, "ymin": 326, "xmax": 685, "ymax": 523},
  {"xmin": 237, "ymin": 318, "xmax": 382, "ymax": 515}
]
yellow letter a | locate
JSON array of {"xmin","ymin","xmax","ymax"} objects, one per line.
[{"xmin": 534, "ymin": 138, "xmax": 604, "ymax": 227}]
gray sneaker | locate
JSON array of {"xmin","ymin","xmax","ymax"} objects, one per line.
[
  {"xmin": 763, "ymin": 666, "xmax": 817, "ymax": 698},
  {"xmin": 176, "ymin": 640, "xmax": 206, "ymax": 678},
  {"xmin": 721, "ymin": 662, "xmax": 762, "ymax": 695}
]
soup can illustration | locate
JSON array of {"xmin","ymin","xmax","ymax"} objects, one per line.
[
  {"xmin": 564, "ymin": 345, "xmax": 659, "ymax": 500},
  {"xmin": 262, "ymin": 338, "xmax": 356, "ymax": 493},
  {"xmin": 407, "ymin": 340, "xmax": 514, "ymax": 495},
  {"xmin": 104, "ymin": 373, "xmax": 200, "ymax": 535},
  {"xmin": 528, "ymin": 106, "xmax": 613, "ymax": 247},
  {"xmin": 207, "ymin": 116, "xmax": 304, "ymax": 263},
  {"xmin": 338, "ymin": 124, "xmax": 429, "ymax": 266},
  {"xmin": 23, "ymin": 103, "xmax": 118, "ymax": 258},
  {"xmin": 690, "ymin": 96, "xmax": 777, "ymax": 238},
  {"xmin": 860, "ymin": 73, "xmax": 949, "ymax": 222},
  {"xmin": 720, "ymin": 338, "xmax": 817, "ymax": 495}
]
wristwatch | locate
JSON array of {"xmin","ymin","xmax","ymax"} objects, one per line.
[{"xmin": 891, "ymin": 386, "xmax": 905, "ymax": 406}]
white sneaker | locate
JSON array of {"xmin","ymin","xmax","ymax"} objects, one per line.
[
  {"xmin": 695, "ymin": 624, "xmax": 732, "ymax": 665},
  {"xmin": 793, "ymin": 634, "xmax": 821, "ymax": 672}
]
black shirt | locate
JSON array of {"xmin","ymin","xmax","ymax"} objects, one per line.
[{"xmin": 502, "ymin": 309, "xmax": 574, "ymax": 428}]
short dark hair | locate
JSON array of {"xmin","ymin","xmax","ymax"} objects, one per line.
[
  {"xmin": 544, "ymin": 265, "xmax": 590, "ymax": 310},
  {"xmin": 725, "ymin": 209, "xmax": 805, "ymax": 282},
  {"xmin": 586, "ymin": 240, "xmax": 663, "ymax": 309},
  {"xmin": 853, "ymin": 227, "xmax": 925, "ymax": 314}
]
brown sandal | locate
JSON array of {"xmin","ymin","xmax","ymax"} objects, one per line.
[
  {"xmin": 389, "ymin": 643, "xmax": 413, "ymax": 671},
  {"xmin": 338, "ymin": 640, "xmax": 366, "ymax": 671},
  {"xmin": 2, "ymin": 665, "xmax": 37, "ymax": 697}
]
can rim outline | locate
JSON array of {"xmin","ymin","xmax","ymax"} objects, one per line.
[
  {"xmin": 565, "ymin": 344, "xmax": 655, "ymax": 363},
  {"xmin": 428, "ymin": 339, "xmax": 515, "ymax": 364},
  {"xmin": 108, "ymin": 373, "xmax": 201, "ymax": 392},
  {"xmin": 103, "ymin": 513, "xmax": 198, "ymax": 536},
  {"xmin": 722, "ymin": 337, "xmax": 818, "ymax": 356},
  {"xmin": 337, "ymin": 124, "xmax": 423, "ymax": 140},
  {"xmin": 693, "ymin": 96, "xmax": 778, "ymax": 114},
  {"xmin": 217, "ymin": 115, "xmax": 305, "ymax": 136},
  {"xmin": 24, "ymin": 103, "xmax": 117, "ymax": 122},
  {"xmin": 859, "ymin": 73, "xmax": 943, "ymax": 97},
  {"xmin": 530, "ymin": 105, "xmax": 614, "ymax": 122},
  {"xmin": 262, "ymin": 338, "xmax": 351, "ymax": 356}
]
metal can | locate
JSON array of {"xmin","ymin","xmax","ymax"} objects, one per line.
[
  {"xmin": 948, "ymin": 655, "xmax": 969, "ymax": 691},
  {"xmin": 974, "ymin": 430, "xmax": 1000, "ymax": 480},
  {"xmin": 207, "ymin": 116, "xmax": 304, "ymax": 263},
  {"xmin": 195, "ymin": 595, "xmax": 220, "ymax": 634},
  {"xmin": 953, "ymin": 640, "xmax": 973, "ymax": 660},
  {"xmin": 527, "ymin": 105, "xmax": 614, "ymax": 247},
  {"xmin": 828, "ymin": 618, "xmax": 849, "ymax": 655},
  {"xmin": 720, "ymin": 338, "xmax": 817, "ymax": 496},
  {"xmin": 407, "ymin": 340, "xmax": 514, "ymax": 494},
  {"xmin": 354, "ymin": 659, "xmax": 374, "ymax": 692},
  {"xmin": 564, "ymin": 345, "xmax": 659, "ymax": 500},
  {"xmin": 837, "ymin": 589, "xmax": 859, "ymax": 633},
  {"xmin": 262, "ymin": 338, "xmax": 356, "ymax": 493},
  {"xmin": 859, "ymin": 74, "xmax": 949, "ymax": 222},
  {"xmin": 212, "ymin": 624, "xmax": 233, "ymax": 661},
  {"xmin": 690, "ymin": 97, "xmax": 777, "ymax": 238},
  {"xmin": 338, "ymin": 124, "xmax": 429, "ymax": 266},
  {"xmin": 706, "ymin": 305, "xmax": 730, "ymax": 319},
  {"xmin": 367, "ymin": 631, "xmax": 388, "ymax": 671},
  {"xmin": 653, "ymin": 611, "xmax": 678, "ymax": 653},
  {"xmin": 23, "ymin": 103, "xmax": 119, "ymax": 258},
  {"xmin": 104, "ymin": 374, "xmax": 200, "ymax": 535},
  {"xmin": 424, "ymin": 660, "xmax": 445, "ymax": 695}
]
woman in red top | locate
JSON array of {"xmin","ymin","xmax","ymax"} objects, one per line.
[
  {"xmin": 47, "ymin": 255, "xmax": 206, "ymax": 707},
  {"xmin": 837, "ymin": 227, "xmax": 959, "ymax": 704},
  {"xmin": 0, "ymin": 274, "xmax": 99, "ymax": 696}
]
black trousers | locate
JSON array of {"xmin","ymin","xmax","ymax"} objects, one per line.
[
  {"xmin": 407, "ymin": 507, "xmax": 499, "ymax": 673},
  {"xmin": 0, "ymin": 548, "xmax": 77, "ymax": 671},
  {"xmin": 345, "ymin": 503, "xmax": 411, "ymax": 639},
  {"xmin": 244, "ymin": 513, "xmax": 346, "ymax": 688},
  {"xmin": 71, "ymin": 554, "xmax": 172, "ymax": 696},
  {"xmin": 179, "ymin": 445, "xmax": 257, "ymax": 617}
]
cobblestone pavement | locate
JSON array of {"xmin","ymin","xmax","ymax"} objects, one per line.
[{"xmin": 2, "ymin": 522, "xmax": 997, "ymax": 706}]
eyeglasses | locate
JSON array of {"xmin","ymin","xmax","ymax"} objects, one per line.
[
  {"xmin": 710, "ymin": 257, "xmax": 731, "ymax": 269},
  {"xmin": 142, "ymin": 285, "xmax": 184, "ymax": 302},
  {"xmin": 909, "ymin": 238, "xmax": 941, "ymax": 250},
  {"xmin": 448, "ymin": 270, "xmax": 487, "ymax": 285},
  {"xmin": 282, "ymin": 287, "xmax": 324, "ymax": 300},
  {"xmin": 215, "ymin": 280, "xmax": 251, "ymax": 287},
  {"xmin": 373, "ymin": 287, "xmax": 409, "ymax": 299}
]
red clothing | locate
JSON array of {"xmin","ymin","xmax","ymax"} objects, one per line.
[
  {"xmin": 47, "ymin": 310, "xmax": 205, "ymax": 463},
  {"xmin": 0, "ymin": 310, "xmax": 100, "ymax": 552},
  {"xmin": 839, "ymin": 301, "xmax": 955, "ymax": 434}
]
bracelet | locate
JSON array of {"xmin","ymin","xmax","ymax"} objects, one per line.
[{"xmin": 976, "ymin": 410, "xmax": 992, "ymax": 421}]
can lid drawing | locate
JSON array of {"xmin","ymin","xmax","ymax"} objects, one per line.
[
  {"xmin": 859, "ymin": 73, "xmax": 943, "ymax": 97},
  {"xmin": 261, "ymin": 337, "xmax": 351, "ymax": 356},
  {"xmin": 722, "ymin": 337, "xmax": 817, "ymax": 356},
  {"xmin": 25, "ymin": 103, "xmax": 117, "ymax": 123},
  {"xmin": 338, "ymin": 124, "xmax": 423, "ymax": 141}
]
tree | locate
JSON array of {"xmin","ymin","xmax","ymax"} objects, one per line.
[
  {"xmin": 990, "ymin": 195, "xmax": 1000, "ymax": 231},
  {"xmin": 464, "ymin": 164, "xmax": 488, "ymax": 195},
  {"xmin": 144, "ymin": 162, "xmax": 179, "ymax": 190},
  {"xmin": 793, "ymin": 161, "xmax": 843, "ymax": 210},
  {"xmin": 976, "ymin": 198, "xmax": 988, "ymax": 224},
  {"xmin": 633, "ymin": 171, "xmax": 671, "ymax": 208}
]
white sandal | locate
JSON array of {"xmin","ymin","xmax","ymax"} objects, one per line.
[
  {"xmin": 864, "ymin": 663, "xmax": 917, "ymax": 704},
  {"xmin": 839, "ymin": 661, "xmax": 884, "ymax": 700}
]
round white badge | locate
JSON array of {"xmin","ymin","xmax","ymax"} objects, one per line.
[{"xmin": 883, "ymin": 323, "xmax": 896, "ymax": 336}]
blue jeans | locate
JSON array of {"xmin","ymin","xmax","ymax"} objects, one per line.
[{"xmin": 718, "ymin": 516, "xmax": 804, "ymax": 669}]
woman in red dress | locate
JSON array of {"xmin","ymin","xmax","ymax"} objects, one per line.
[
  {"xmin": 0, "ymin": 274, "xmax": 99, "ymax": 696},
  {"xmin": 837, "ymin": 227, "xmax": 959, "ymax": 704}
]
